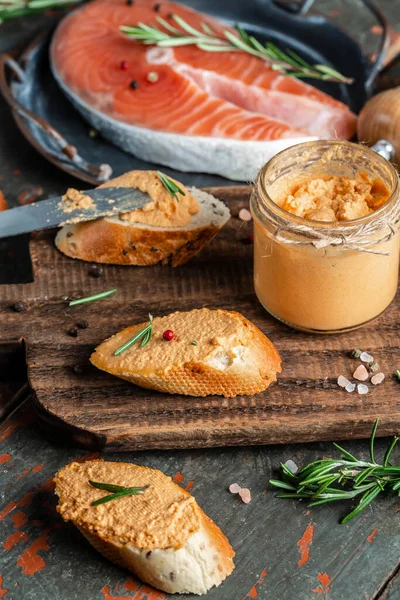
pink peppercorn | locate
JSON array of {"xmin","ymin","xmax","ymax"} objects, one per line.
[
  {"xmin": 163, "ymin": 329, "xmax": 174, "ymax": 341},
  {"xmin": 119, "ymin": 60, "xmax": 128, "ymax": 70}
]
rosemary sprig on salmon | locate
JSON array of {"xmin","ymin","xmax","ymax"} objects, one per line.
[
  {"xmin": 121, "ymin": 16, "xmax": 352, "ymax": 84},
  {"xmin": 0, "ymin": 0, "xmax": 81, "ymax": 23},
  {"xmin": 89, "ymin": 480, "xmax": 150, "ymax": 506}
]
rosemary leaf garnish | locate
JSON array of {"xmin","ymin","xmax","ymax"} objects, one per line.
[
  {"xmin": 270, "ymin": 420, "xmax": 400, "ymax": 523},
  {"xmin": 114, "ymin": 314, "xmax": 153, "ymax": 356},
  {"xmin": 157, "ymin": 171, "xmax": 185, "ymax": 202},
  {"xmin": 121, "ymin": 17, "xmax": 352, "ymax": 84},
  {"xmin": 68, "ymin": 289, "xmax": 116, "ymax": 306},
  {"xmin": 395, "ymin": 370, "xmax": 400, "ymax": 381},
  {"xmin": 0, "ymin": 0, "xmax": 81, "ymax": 23},
  {"xmin": 89, "ymin": 480, "xmax": 150, "ymax": 506},
  {"xmin": 191, "ymin": 341, "xmax": 198, "ymax": 345}
]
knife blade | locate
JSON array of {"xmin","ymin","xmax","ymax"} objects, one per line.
[{"xmin": 0, "ymin": 187, "xmax": 151, "ymax": 239}]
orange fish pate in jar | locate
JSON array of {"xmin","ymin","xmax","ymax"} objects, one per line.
[{"xmin": 251, "ymin": 141, "xmax": 400, "ymax": 333}]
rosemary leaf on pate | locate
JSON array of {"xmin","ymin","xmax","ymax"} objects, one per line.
[
  {"xmin": 157, "ymin": 171, "xmax": 186, "ymax": 202},
  {"xmin": 89, "ymin": 480, "xmax": 150, "ymax": 506},
  {"xmin": 114, "ymin": 314, "xmax": 153, "ymax": 356}
]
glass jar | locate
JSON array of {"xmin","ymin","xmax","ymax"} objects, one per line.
[{"xmin": 251, "ymin": 141, "xmax": 400, "ymax": 333}]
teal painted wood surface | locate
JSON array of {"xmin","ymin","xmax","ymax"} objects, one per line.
[{"xmin": 1, "ymin": 401, "xmax": 400, "ymax": 600}]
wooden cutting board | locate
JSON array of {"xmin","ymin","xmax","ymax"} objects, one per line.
[{"xmin": 1, "ymin": 186, "xmax": 400, "ymax": 451}]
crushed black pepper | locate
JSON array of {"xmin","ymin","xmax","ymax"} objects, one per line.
[
  {"xmin": 126, "ymin": 0, "xmax": 134, "ymax": 5},
  {"xmin": 11, "ymin": 301, "xmax": 27, "ymax": 313},
  {"xmin": 150, "ymin": 247, "xmax": 158, "ymax": 252},
  {"xmin": 73, "ymin": 364, "xmax": 84, "ymax": 375},
  {"xmin": 153, "ymin": 3, "xmax": 161, "ymax": 11},
  {"xmin": 68, "ymin": 327, "xmax": 79, "ymax": 338},
  {"xmin": 122, "ymin": 249, "xmax": 129, "ymax": 255},
  {"xmin": 129, "ymin": 80, "xmax": 139, "ymax": 90},
  {"xmin": 88, "ymin": 265, "xmax": 103, "ymax": 278},
  {"xmin": 146, "ymin": 551, "xmax": 152, "ymax": 559},
  {"xmin": 77, "ymin": 320, "xmax": 89, "ymax": 329}
]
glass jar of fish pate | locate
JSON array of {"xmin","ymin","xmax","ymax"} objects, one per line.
[{"xmin": 250, "ymin": 141, "xmax": 400, "ymax": 333}]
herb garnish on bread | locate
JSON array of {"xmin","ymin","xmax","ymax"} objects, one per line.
[
  {"xmin": 55, "ymin": 170, "xmax": 230, "ymax": 267},
  {"xmin": 55, "ymin": 460, "xmax": 235, "ymax": 595},
  {"xmin": 90, "ymin": 308, "xmax": 281, "ymax": 397}
]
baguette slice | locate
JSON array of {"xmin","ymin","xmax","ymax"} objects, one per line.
[
  {"xmin": 54, "ymin": 460, "xmax": 235, "ymax": 595},
  {"xmin": 55, "ymin": 188, "xmax": 230, "ymax": 267},
  {"xmin": 90, "ymin": 308, "xmax": 281, "ymax": 398}
]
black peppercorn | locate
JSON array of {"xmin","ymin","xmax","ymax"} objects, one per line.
[
  {"xmin": 88, "ymin": 264, "xmax": 103, "ymax": 278},
  {"xmin": 68, "ymin": 327, "xmax": 79, "ymax": 338},
  {"xmin": 12, "ymin": 301, "xmax": 27, "ymax": 313},
  {"xmin": 126, "ymin": 0, "xmax": 134, "ymax": 4},
  {"xmin": 129, "ymin": 80, "xmax": 138, "ymax": 90},
  {"xmin": 77, "ymin": 320, "xmax": 89, "ymax": 329},
  {"xmin": 73, "ymin": 364, "xmax": 84, "ymax": 375},
  {"xmin": 153, "ymin": 3, "xmax": 161, "ymax": 11}
]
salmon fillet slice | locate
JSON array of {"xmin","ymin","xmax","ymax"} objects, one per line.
[{"xmin": 51, "ymin": 0, "xmax": 356, "ymax": 142}]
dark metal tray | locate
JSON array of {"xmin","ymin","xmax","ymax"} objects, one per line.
[{"xmin": 0, "ymin": 0, "xmax": 391, "ymax": 186}]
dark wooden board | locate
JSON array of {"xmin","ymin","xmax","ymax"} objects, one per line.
[{"xmin": 1, "ymin": 186, "xmax": 400, "ymax": 451}]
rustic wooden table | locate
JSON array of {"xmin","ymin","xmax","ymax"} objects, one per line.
[{"xmin": 1, "ymin": 2, "xmax": 400, "ymax": 599}]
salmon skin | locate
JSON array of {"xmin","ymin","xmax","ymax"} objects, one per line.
[{"xmin": 51, "ymin": 0, "xmax": 356, "ymax": 180}]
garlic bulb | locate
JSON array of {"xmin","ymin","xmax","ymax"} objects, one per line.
[{"xmin": 357, "ymin": 88, "xmax": 400, "ymax": 163}]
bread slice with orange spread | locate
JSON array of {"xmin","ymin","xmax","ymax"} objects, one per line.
[
  {"xmin": 90, "ymin": 308, "xmax": 281, "ymax": 398},
  {"xmin": 55, "ymin": 170, "xmax": 230, "ymax": 267},
  {"xmin": 54, "ymin": 460, "xmax": 235, "ymax": 595}
]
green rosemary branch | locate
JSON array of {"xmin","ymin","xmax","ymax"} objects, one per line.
[
  {"xmin": 114, "ymin": 314, "xmax": 153, "ymax": 356},
  {"xmin": 270, "ymin": 420, "xmax": 400, "ymax": 523},
  {"xmin": 89, "ymin": 480, "xmax": 150, "ymax": 506},
  {"xmin": 0, "ymin": 0, "xmax": 81, "ymax": 23},
  {"xmin": 157, "ymin": 171, "xmax": 185, "ymax": 202},
  {"xmin": 121, "ymin": 16, "xmax": 352, "ymax": 84},
  {"xmin": 68, "ymin": 288, "xmax": 116, "ymax": 306}
]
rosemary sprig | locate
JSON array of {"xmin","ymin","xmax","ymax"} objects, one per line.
[
  {"xmin": 114, "ymin": 314, "xmax": 153, "ymax": 356},
  {"xmin": 270, "ymin": 420, "xmax": 400, "ymax": 523},
  {"xmin": 121, "ymin": 16, "xmax": 352, "ymax": 84},
  {"xmin": 89, "ymin": 480, "xmax": 150, "ymax": 506},
  {"xmin": 157, "ymin": 171, "xmax": 185, "ymax": 202},
  {"xmin": 0, "ymin": 0, "xmax": 81, "ymax": 23},
  {"xmin": 68, "ymin": 289, "xmax": 116, "ymax": 306}
]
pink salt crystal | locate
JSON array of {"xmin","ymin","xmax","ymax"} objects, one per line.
[
  {"xmin": 239, "ymin": 488, "xmax": 251, "ymax": 504},
  {"xmin": 371, "ymin": 372, "xmax": 385, "ymax": 385},
  {"xmin": 360, "ymin": 351, "xmax": 373, "ymax": 363},
  {"xmin": 338, "ymin": 375, "xmax": 350, "ymax": 388},
  {"xmin": 239, "ymin": 208, "xmax": 252, "ymax": 221},
  {"xmin": 353, "ymin": 364, "xmax": 369, "ymax": 381},
  {"xmin": 357, "ymin": 384, "xmax": 369, "ymax": 395},
  {"xmin": 345, "ymin": 382, "xmax": 356, "ymax": 393},
  {"xmin": 229, "ymin": 483, "xmax": 241, "ymax": 494}
]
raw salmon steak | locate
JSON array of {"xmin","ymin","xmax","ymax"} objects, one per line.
[{"xmin": 51, "ymin": 0, "xmax": 356, "ymax": 180}]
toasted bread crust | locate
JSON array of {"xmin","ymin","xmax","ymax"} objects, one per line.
[
  {"xmin": 55, "ymin": 218, "xmax": 221, "ymax": 267},
  {"xmin": 90, "ymin": 309, "xmax": 282, "ymax": 398}
]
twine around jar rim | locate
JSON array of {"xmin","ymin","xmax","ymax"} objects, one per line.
[{"xmin": 255, "ymin": 172, "xmax": 400, "ymax": 256}]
